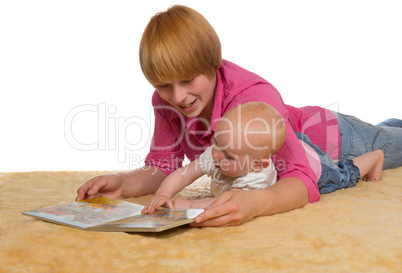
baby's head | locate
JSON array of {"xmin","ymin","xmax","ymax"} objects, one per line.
[
  {"xmin": 212, "ymin": 102, "xmax": 286, "ymax": 177},
  {"xmin": 139, "ymin": 5, "xmax": 222, "ymax": 87}
]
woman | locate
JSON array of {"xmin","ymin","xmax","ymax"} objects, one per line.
[{"xmin": 76, "ymin": 5, "xmax": 402, "ymax": 227}]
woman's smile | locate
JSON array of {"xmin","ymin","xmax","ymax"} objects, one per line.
[
  {"xmin": 179, "ymin": 98, "xmax": 197, "ymax": 110},
  {"xmin": 155, "ymin": 73, "xmax": 216, "ymax": 120}
]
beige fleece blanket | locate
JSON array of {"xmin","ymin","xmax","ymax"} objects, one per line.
[{"xmin": 1, "ymin": 168, "xmax": 401, "ymax": 273}]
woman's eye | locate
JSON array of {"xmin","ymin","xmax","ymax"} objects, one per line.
[
  {"xmin": 224, "ymin": 153, "xmax": 232, "ymax": 160},
  {"xmin": 157, "ymin": 83, "xmax": 171, "ymax": 88},
  {"xmin": 181, "ymin": 78, "xmax": 194, "ymax": 84}
]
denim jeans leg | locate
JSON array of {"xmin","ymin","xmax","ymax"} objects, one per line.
[
  {"xmin": 376, "ymin": 118, "xmax": 402, "ymax": 127},
  {"xmin": 296, "ymin": 132, "xmax": 361, "ymax": 194},
  {"xmin": 336, "ymin": 113, "xmax": 402, "ymax": 170}
]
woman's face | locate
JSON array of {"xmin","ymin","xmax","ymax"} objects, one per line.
[{"xmin": 155, "ymin": 73, "xmax": 216, "ymax": 120}]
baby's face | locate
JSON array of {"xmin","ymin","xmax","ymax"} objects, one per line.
[
  {"xmin": 211, "ymin": 144, "xmax": 255, "ymax": 177},
  {"xmin": 211, "ymin": 132, "xmax": 260, "ymax": 177},
  {"xmin": 212, "ymin": 116, "xmax": 272, "ymax": 177}
]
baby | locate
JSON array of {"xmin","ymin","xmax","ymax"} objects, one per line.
[
  {"xmin": 142, "ymin": 102, "xmax": 286, "ymax": 213},
  {"xmin": 143, "ymin": 101, "xmax": 386, "ymax": 214}
]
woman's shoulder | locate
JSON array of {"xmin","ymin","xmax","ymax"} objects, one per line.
[
  {"xmin": 217, "ymin": 60, "xmax": 282, "ymax": 109},
  {"xmin": 219, "ymin": 60, "xmax": 267, "ymax": 83},
  {"xmin": 218, "ymin": 60, "xmax": 277, "ymax": 94}
]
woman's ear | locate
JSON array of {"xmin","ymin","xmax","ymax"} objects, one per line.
[{"xmin": 252, "ymin": 159, "xmax": 270, "ymax": 172}]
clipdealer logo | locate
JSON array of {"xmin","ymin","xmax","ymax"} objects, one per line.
[{"xmin": 64, "ymin": 103, "xmax": 151, "ymax": 166}]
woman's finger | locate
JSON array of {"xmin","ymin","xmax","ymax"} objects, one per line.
[
  {"xmin": 203, "ymin": 191, "xmax": 233, "ymax": 210},
  {"xmin": 192, "ymin": 190, "xmax": 255, "ymax": 227},
  {"xmin": 87, "ymin": 177, "xmax": 110, "ymax": 195},
  {"xmin": 191, "ymin": 212, "xmax": 237, "ymax": 227},
  {"xmin": 193, "ymin": 201, "xmax": 232, "ymax": 225},
  {"xmin": 76, "ymin": 177, "xmax": 100, "ymax": 201}
]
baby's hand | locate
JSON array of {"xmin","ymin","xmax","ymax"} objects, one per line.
[{"xmin": 142, "ymin": 194, "xmax": 174, "ymax": 214}]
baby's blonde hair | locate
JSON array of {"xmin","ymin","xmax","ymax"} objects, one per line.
[
  {"xmin": 218, "ymin": 102, "xmax": 286, "ymax": 159},
  {"xmin": 139, "ymin": 5, "xmax": 222, "ymax": 86}
]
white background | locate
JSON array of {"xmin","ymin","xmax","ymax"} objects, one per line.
[{"xmin": 1, "ymin": 0, "xmax": 401, "ymax": 172}]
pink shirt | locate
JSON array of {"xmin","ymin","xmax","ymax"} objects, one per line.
[{"xmin": 145, "ymin": 60, "xmax": 340, "ymax": 203}]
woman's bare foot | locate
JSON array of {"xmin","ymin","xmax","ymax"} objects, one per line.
[{"xmin": 362, "ymin": 150, "xmax": 384, "ymax": 181}]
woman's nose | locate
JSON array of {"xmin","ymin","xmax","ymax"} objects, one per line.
[{"xmin": 172, "ymin": 84, "xmax": 187, "ymax": 104}]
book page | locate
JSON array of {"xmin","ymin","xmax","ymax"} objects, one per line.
[
  {"xmin": 97, "ymin": 209, "xmax": 203, "ymax": 229},
  {"xmin": 23, "ymin": 198, "xmax": 143, "ymax": 229}
]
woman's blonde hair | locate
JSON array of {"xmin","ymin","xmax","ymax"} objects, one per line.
[{"xmin": 139, "ymin": 5, "xmax": 222, "ymax": 86}]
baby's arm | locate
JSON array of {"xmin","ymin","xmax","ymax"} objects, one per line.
[{"xmin": 142, "ymin": 159, "xmax": 204, "ymax": 214}]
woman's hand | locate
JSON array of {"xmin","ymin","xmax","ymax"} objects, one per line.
[
  {"xmin": 190, "ymin": 190, "xmax": 260, "ymax": 227},
  {"xmin": 190, "ymin": 178, "xmax": 309, "ymax": 227},
  {"xmin": 75, "ymin": 167, "xmax": 168, "ymax": 201},
  {"xmin": 75, "ymin": 174, "xmax": 124, "ymax": 201}
]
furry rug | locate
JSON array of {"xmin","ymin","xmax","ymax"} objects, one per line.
[{"xmin": 1, "ymin": 168, "xmax": 401, "ymax": 273}]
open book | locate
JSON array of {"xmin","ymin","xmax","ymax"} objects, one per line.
[{"xmin": 22, "ymin": 197, "xmax": 203, "ymax": 232}]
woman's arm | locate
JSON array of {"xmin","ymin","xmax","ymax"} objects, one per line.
[
  {"xmin": 191, "ymin": 177, "xmax": 308, "ymax": 227},
  {"xmin": 76, "ymin": 166, "xmax": 167, "ymax": 201},
  {"xmin": 76, "ymin": 93, "xmax": 187, "ymax": 201}
]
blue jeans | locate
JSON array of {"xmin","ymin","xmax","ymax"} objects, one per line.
[
  {"xmin": 376, "ymin": 118, "xmax": 402, "ymax": 128},
  {"xmin": 336, "ymin": 114, "xmax": 402, "ymax": 170},
  {"xmin": 296, "ymin": 132, "xmax": 360, "ymax": 194}
]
